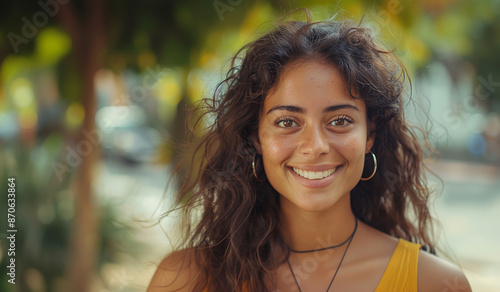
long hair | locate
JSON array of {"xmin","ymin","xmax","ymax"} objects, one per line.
[{"xmin": 165, "ymin": 11, "xmax": 436, "ymax": 292}]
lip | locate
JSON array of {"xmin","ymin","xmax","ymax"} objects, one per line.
[{"xmin": 287, "ymin": 165, "xmax": 342, "ymax": 188}]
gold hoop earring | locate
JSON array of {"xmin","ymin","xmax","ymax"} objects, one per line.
[
  {"xmin": 252, "ymin": 154, "xmax": 258, "ymax": 179},
  {"xmin": 360, "ymin": 151, "xmax": 377, "ymax": 181}
]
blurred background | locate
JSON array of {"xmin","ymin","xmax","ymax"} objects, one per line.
[{"xmin": 0, "ymin": 0, "xmax": 499, "ymax": 291}]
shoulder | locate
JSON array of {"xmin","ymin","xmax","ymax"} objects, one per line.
[
  {"xmin": 417, "ymin": 250, "xmax": 471, "ymax": 292},
  {"xmin": 147, "ymin": 248, "xmax": 205, "ymax": 292},
  {"xmin": 358, "ymin": 222, "xmax": 471, "ymax": 292}
]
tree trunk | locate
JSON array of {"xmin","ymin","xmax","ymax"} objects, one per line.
[{"xmin": 60, "ymin": 0, "xmax": 106, "ymax": 291}]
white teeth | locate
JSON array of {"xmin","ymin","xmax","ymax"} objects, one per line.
[{"xmin": 292, "ymin": 167, "xmax": 337, "ymax": 180}]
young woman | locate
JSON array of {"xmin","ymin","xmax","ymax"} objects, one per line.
[{"xmin": 148, "ymin": 11, "xmax": 472, "ymax": 292}]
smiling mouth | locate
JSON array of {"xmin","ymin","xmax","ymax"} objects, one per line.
[{"xmin": 291, "ymin": 167, "xmax": 339, "ymax": 180}]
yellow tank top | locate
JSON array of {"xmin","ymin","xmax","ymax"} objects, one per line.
[{"xmin": 203, "ymin": 238, "xmax": 421, "ymax": 292}]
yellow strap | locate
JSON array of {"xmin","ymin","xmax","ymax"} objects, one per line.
[{"xmin": 374, "ymin": 238, "xmax": 421, "ymax": 292}]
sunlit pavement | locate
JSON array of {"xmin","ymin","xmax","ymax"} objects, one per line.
[
  {"xmin": 93, "ymin": 160, "xmax": 174, "ymax": 292},
  {"xmin": 94, "ymin": 158, "xmax": 500, "ymax": 292}
]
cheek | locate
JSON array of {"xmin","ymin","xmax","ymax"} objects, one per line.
[
  {"xmin": 332, "ymin": 132, "xmax": 368, "ymax": 163},
  {"xmin": 259, "ymin": 131, "xmax": 295, "ymax": 165}
]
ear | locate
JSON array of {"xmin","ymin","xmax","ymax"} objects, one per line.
[
  {"xmin": 366, "ymin": 122, "xmax": 376, "ymax": 153},
  {"xmin": 250, "ymin": 133, "xmax": 262, "ymax": 155}
]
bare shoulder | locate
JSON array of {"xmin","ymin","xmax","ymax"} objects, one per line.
[
  {"xmin": 359, "ymin": 222, "xmax": 471, "ymax": 292},
  {"xmin": 417, "ymin": 250, "xmax": 471, "ymax": 292},
  {"xmin": 147, "ymin": 248, "xmax": 204, "ymax": 292}
]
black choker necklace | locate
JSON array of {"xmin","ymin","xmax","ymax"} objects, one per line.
[
  {"xmin": 287, "ymin": 217, "xmax": 358, "ymax": 253},
  {"xmin": 286, "ymin": 217, "xmax": 358, "ymax": 292}
]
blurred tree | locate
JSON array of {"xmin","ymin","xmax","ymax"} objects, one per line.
[
  {"xmin": 0, "ymin": 1, "xmax": 272, "ymax": 291},
  {"xmin": 1, "ymin": 0, "xmax": 106, "ymax": 291}
]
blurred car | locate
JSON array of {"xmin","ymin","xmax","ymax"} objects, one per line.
[{"xmin": 96, "ymin": 105, "xmax": 164, "ymax": 165}]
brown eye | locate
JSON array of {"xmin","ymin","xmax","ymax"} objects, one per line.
[
  {"xmin": 332, "ymin": 119, "xmax": 346, "ymax": 126},
  {"xmin": 277, "ymin": 119, "xmax": 296, "ymax": 128},
  {"xmin": 330, "ymin": 116, "xmax": 352, "ymax": 127}
]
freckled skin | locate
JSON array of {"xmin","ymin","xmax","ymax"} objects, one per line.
[{"xmin": 254, "ymin": 60, "xmax": 375, "ymax": 213}]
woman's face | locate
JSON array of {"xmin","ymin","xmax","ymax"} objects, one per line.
[{"xmin": 254, "ymin": 60, "xmax": 375, "ymax": 212}]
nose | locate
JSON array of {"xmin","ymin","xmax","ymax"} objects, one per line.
[{"xmin": 298, "ymin": 124, "xmax": 330, "ymax": 157}]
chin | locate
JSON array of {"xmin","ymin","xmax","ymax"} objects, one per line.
[{"xmin": 282, "ymin": 191, "xmax": 348, "ymax": 213}]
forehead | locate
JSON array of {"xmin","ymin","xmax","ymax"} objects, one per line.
[{"xmin": 263, "ymin": 60, "xmax": 366, "ymax": 113}]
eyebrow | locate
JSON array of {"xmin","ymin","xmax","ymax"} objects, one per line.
[{"xmin": 266, "ymin": 104, "xmax": 359, "ymax": 115}]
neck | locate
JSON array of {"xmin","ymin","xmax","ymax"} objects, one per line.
[{"xmin": 279, "ymin": 194, "xmax": 356, "ymax": 252}]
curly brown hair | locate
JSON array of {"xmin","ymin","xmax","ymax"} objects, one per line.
[{"xmin": 163, "ymin": 10, "xmax": 436, "ymax": 292}]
